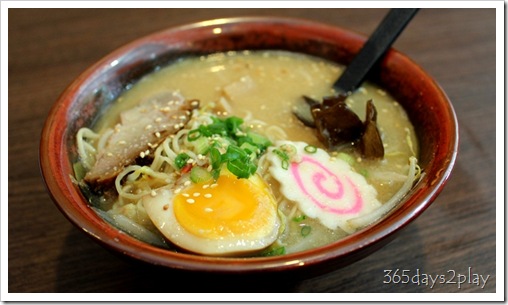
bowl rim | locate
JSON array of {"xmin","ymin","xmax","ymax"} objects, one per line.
[{"xmin": 39, "ymin": 15, "xmax": 459, "ymax": 274}]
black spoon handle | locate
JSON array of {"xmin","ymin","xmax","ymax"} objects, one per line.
[{"xmin": 333, "ymin": 8, "xmax": 420, "ymax": 95}]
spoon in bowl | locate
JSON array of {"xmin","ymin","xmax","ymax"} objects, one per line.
[
  {"xmin": 332, "ymin": 8, "xmax": 420, "ymax": 95},
  {"xmin": 294, "ymin": 8, "xmax": 420, "ymax": 157}
]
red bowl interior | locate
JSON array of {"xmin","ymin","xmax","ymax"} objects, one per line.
[{"xmin": 39, "ymin": 16, "xmax": 458, "ymax": 275}]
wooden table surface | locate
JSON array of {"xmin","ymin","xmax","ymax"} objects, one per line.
[{"xmin": 7, "ymin": 7, "xmax": 498, "ymax": 297}]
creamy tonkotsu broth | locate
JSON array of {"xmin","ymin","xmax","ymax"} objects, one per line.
[{"xmin": 75, "ymin": 50, "xmax": 420, "ymax": 256}]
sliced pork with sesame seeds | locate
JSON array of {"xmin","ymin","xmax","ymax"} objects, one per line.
[{"xmin": 84, "ymin": 91, "xmax": 199, "ymax": 187}]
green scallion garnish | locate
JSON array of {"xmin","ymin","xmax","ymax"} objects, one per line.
[
  {"xmin": 187, "ymin": 129, "xmax": 202, "ymax": 141},
  {"xmin": 304, "ymin": 145, "xmax": 317, "ymax": 153},
  {"xmin": 190, "ymin": 166, "xmax": 213, "ymax": 183},
  {"xmin": 301, "ymin": 225, "xmax": 312, "ymax": 237},
  {"xmin": 293, "ymin": 215, "xmax": 307, "ymax": 222},
  {"xmin": 272, "ymin": 148, "xmax": 289, "ymax": 161},
  {"xmin": 174, "ymin": 153, "xmax": 191, "ymax": 170},
  {"xmin": 281, "ymin": 159, "xmax": 289, "ymax": 170},
  {"xmin": 261, "ymin": 246, "xmax": 286, "ymax": 257},
  {"xmin": 185, "ymin": 115, "xmax": 272, "ymax": 180}
]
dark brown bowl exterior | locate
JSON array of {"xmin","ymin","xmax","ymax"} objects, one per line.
[{"xmin": 39, "ymin": 16, "xmax": 458, "ymax": 275}]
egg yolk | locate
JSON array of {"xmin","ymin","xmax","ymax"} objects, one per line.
[{"xmin": 173, "ymin": 174, "xmax": 276, "ymax": 239}]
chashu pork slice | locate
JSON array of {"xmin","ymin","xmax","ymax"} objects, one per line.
[{"xmin": 84, "ymin": 91, "xmax": 199, "ymax": 186}]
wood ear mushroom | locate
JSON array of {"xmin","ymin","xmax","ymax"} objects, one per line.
[{"xmin": 294, "ymin": 95, "xmax": 384, "ymax": 159}]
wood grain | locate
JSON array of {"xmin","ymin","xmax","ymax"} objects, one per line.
[{"xmin": 8, "ymin": 8, "xmax": 497, "ymax": 295}]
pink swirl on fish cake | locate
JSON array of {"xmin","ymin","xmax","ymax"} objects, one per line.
[{"xmin": 291, "ymin": 155, "xmax": 363, "ymax": 214}]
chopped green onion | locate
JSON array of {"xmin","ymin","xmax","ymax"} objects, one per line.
[
  {"xmin": 224, "ymin": 145, "xmax": 244, "ymax": 160},
  {"xmin": 240, "ymin": 142, "xmax": 259, "ymax": 155},
  {"xmin": 304, "ymin": 145, "xmax": 317, "ymax": 153},
  {"xmin": 175, "ymin": 153, "xmax": 190, "ymax": 170},
  {"xmin": 292, "ymin": 215, "xmax": 307, "ymax": 222},
  {"xmin": 247, "ymin": 131, "xmax": 272, "ymax": 149},
  {"xmin": 336, "ymin": 152, "xmax": 356, "ymax": 165},
  {"xmin": 185, "ymin": 115, "xmax": 272, "ymax": 180},
  {"xmin": 211, "ymin": 169, "xmax": 220, "ymax": 180},
  {"xmin": 301, "ymin": 225, "xmax": 312, "ymax": 237},
  {"xmin": 187, "ymin": 129, "xmax": 202, "ymax": 141},
  {"xmin": 261, "ymin": 246, "xmax": 286, "ymax": 257},
  {"xmin": 227, "ymin": 159, "xmax": 251, "ymax": 179},
  {"xmin": 359, "ymin": 168, "xmax": 369, "ymax": 177},
  {"xmin": 206, "ymin": 121, "xmax": 228, "ymax": 136},
  {"xmin": 191, "ymin": 136, "xmax": 210, "ymax": 155},
  {"xmin": 272, "ymin": 149, "xmax": 289, "ymax": 161},
  {"xmin": 209, "ymin": 147, "xmax": 222, "ymax": 170},
  {"xmin": 280, "ymin": 144, "xmax": 297, "ymax": 157},
  {"xmin": 281, "ymin": 159, "xmax": 289, "ymax": 170},
  {"xmin": 273, "ymin": 148, "xmax": 290, "ymax": 170},
  {"xmin": 225, "ymin": 116, "xmax": 244, "ymax": 134},
  {"xmin": 190, "ymin": 166, "xmax": 213, "ymax": 183},
  {"xmin": 223, "ymin": 145, "xmax": 257, "ymax": 178}
]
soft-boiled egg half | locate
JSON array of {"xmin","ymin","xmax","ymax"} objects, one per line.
[{"xmin": 142, "ymin": 169, "xmax": 281, "ymax": 256}]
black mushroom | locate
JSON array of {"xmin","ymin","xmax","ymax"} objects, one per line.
[{"xmin": 294, "ymin": 94, "xmax": 384, "ymax": 159}]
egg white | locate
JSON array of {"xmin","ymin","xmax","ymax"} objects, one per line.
[{"xmin": 142, "ymin": 172, "xmax": 281, "ymax": 256}]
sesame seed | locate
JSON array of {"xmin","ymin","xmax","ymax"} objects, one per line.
[
  {"xmin": 145, "ymin": 124, "xmax": 152, "ymax": 130},
  {"xmin": 184, "ymin": 181, "xmax": 191, "ymax": 186},
  {"xmin": 151, "ymin": 190, "xmax": 157, "ymax": 197},
  {"xmin": 193, "ymin": 192, "xmax": 200, "ymax": 197},
  {"xmin": 174, "ymin": 188, "xmax": 182, "ymax": 194},
  {"xmin": 155, "ymin": 117, "xmax": 162, "ymax": 123},
  {"xmin": 210, "ymin": 183, "xmax": 218, "ymax": 188},
  {"xmin": 186, "ymin": 199, "xmax": 195, "ymax": 204},
  {"xmin": 140, "ymin": 152, "xmax": 146, "ymax": 158},
  {"xmin": 202, "ymin": 184, "xmax": 210, "ymax": 189},
  {"xmin": 182, "ymin": 193, "xmax": 190, "ymax": 197},
  {"xmin": 204, "ymin": 194, "xmax": 212, "ymax": 198},
  {"xmin": 204, "ymin": 207, "xmax": 213, "ymax": 212},
  {"xmin": 155, "ymin": 132, "xmax": 161, "ymax": 138},
  {"xmin": 163, "ymin": 204, "xmax": 169, "ymax": 210}
]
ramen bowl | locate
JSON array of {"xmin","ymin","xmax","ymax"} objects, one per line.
[{"xmin": 39, "ymin": 16, "xmax": 458, "ymax": 276}]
